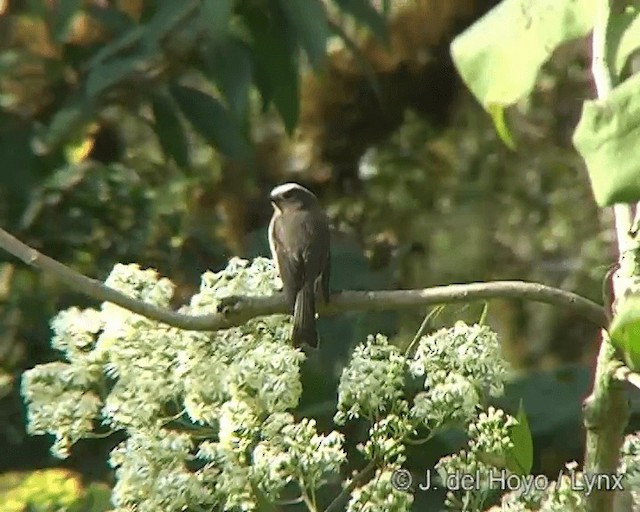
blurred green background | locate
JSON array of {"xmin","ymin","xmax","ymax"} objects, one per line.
[{"xmin": 0, "ymin": 0, "xmax": 617, "ymax": 509}]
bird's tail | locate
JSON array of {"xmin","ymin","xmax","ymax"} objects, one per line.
[{"xmin": 292, "ymin": 282, "xmax": 318, "ymax": 348}]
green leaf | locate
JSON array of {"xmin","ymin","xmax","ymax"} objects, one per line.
[
  {"xmin": 277, "ymin": 0, "xmax": 329, "ymax": 69},
  {"xmin": 332, "ymin": 0, "xmax": 388, "ymax": 42},
  {"xmin": 493, "ymin": 364, "xmax": 591, "ymax": 461},
  {"xmin": 53, "ymin": 0, "xmax": 82, "ymax": 42},
  {"xmin": 87, "ymin": 5, "xmax": 136, "ymax": 36},
  {"xmin": 144, "ymin": 0, "xmax": 199, "ymax": 45},
  {"xmin": 451, "ymin": 0, "xmax": 596, "ymax": 110},
  {"xmin": 151, "ymin": 95, "xmax": 189, "ymax": 167},
  {"xmin": 488, "ymin": 104, "xmax": 516, "ymax": 150},
  {"xmin": 606, "ymin": 1, "xmax": 640, "ymax": 78},
  {"xmin": 201, "ymin": 38, "xmax": 253, "ymax": 119},
  {"xmin": 87, "ymin": 26, "xmax": 146, "ymax": 68},
  {"xmin": 201, "ymin": 0, "xmax": 234, "ymax": 40},
  {"xmin": 32, "ymin": 94, "xmax": 91, "ymax": 155},
  {"xmin": 170, "ymin": 84, "xmax": 253, "ymax": 160},
  {"xmin": 86, "ymin": 57, "xmax": 145, "ymax": 99},
  {"xmin": 573, "ymin": 72, "xmax": 640, "ymax": 206},
  {"xmin": 246, "ymin": 11, "xmax": 299, "ymax": 132},
  {"xmin": 506, "ymin": 400, "xmax": 533, "ymax": 475},
  {"xmin": 609, "ymin": 295, "xmax": 640, "ymax": 370}
]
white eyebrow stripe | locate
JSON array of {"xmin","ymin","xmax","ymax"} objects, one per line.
[{"xmin": 270, "ymin": 182, "xmax": 310, "ymax": 196}]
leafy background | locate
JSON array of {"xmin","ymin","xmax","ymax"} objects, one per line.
[{"xmin": 0, "ymin": 0, "xmax": 618, "ymax": 509}]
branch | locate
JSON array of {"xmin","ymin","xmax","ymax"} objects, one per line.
[
  {"xmin": 324, "ymin": 461, "xmax": 376, "ymax": 512},
  {"xmin": 0, "ymin": 227, "xmax": 607, "ymax": 331}
]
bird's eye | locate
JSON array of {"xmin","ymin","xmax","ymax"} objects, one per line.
[{"xmin": 282, "ymin": 190, "xmax": 292, "ymax": 199}]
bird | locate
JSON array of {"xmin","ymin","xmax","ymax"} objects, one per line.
[{"xmin": 268, "ymin": 182, "xmax": 331, "ymax": 348}]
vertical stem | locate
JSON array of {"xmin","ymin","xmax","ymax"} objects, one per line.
[
  {"xmin": 582, "ymin": 1, "xmax": 632, "ymax": 511},
  {"xmin": 583, "ymin": 331, "xmax": 629, "ymax": 512}
]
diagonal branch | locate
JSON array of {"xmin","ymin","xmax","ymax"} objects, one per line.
[
  {"xmin": 0, "ymin": 227, "xmax": 607, "ymax": 331},
  {"xmin": 324, "ymin": 461, "xmax": 377, "ymax": 512}
]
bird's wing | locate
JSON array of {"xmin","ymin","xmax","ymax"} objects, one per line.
[{"xmin": 270, "ymin": 214, "xmax": 304, "ymax": 309}]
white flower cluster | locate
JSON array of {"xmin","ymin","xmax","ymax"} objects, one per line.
[
  {"xmin": 346, "ymin": 468, "xmax": 414, "ymax": 512},
  {"xmin": 358, "ymin": 414, "xmax": 414, "ymax": 465},
  {"xmin": 23, "ymin": 303, "xmax": 108, "ymax": 457},
  {"xmin": 468, "ymin": 407, "xmax": 518, "ymax": 459},
  {"xmin": 21, "ymin": 361, "xmax": 102, "ymax": 458},
  {"xmin": 498, "ymin": 462, "xmax": 587, "ymax": 512},
  {"xmin": 110, "ymin": 429, "xmax": 214, "ymax": 512},
  {"xmin": 436, "ymin": 407, "xmax": 519, "ymax": 510},
  {"xmin": 194, "ymin": 413, "xmax": 346, "ymax": 510},
  {"xmin": 335, "ymin": 334, "xmax": 408, "ymax": 424},
  {"xmin": 334, "ymin": 323, "xmax": 511, "ymax": 510},
  {"xmin": 409, "ymin": 322, "xmax": 507, "ymax": 430},
  {"xmin": 22, "ymin": 257, "xmax": 513, "ymax": 511},
  {"xmin": 535, "ymin": 470, "xmax": 586, "ymax": 512},
  {"xmin": 22, "ymin": 258, "xmax": 346, "ymax": 511}
]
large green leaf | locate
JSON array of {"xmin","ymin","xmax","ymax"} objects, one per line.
[
  {"xmin": 201, "ymin": 0, "xmax": 234, "ymax": 40},
  {"xmin": 506, "ymin": 400, "xmax": 534, "ymax": 475},
  {"xmin": 143, "ymin": 0, "xmax": 199, "ymax": 47},
  {"xmin": 609, "ymin": 295, "xmax": 640, "ymax": 370},
  {"xmin": 573, "ymin": 72, "xmax": 640, "ymax": 206},
  {"xmin": 151, "ymin": 94, "xmax": 189, "ymax": 168},
  {"xmin": 86, "ymin": 57, "xmax": 146, "ymax": 99},
  {"xmin": 246, "ymin": 10, "xmax": 299, "ymax": 133},
  {"xmin": 277, "ymin": 0, "xmax": 329, "ymax": 69},
  {"xmin": 170, "ymin": 84, "xmax": 253, "ymax": 161},
  {"xmin": 332, "ymin": 0, "xmax": 388, "ymax": 42},
  {"xmin": 201, "ymin": 38, "xmax": 253, "ymax": 119},
  {"xmin": 87, "ymin": 26, "xmax": 146, "ymax": 68},
  {"xmin": 451, "ymin": 0, "xmax": 596, "ymax": 110},
  {"xmin": 605, "ymin": 1, "xmax": 640, "ymax": 79}
]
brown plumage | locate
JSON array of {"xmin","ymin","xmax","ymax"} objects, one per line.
[{"xmin": 268, "ymin": 183, "xmax": 331, "ymax": 348}]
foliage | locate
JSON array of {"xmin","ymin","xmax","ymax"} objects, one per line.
[
  {"xmin": 0, "ymin": 0, "xmax": 390, "ymax": 280},
  {"xmin": 0, "ymin": 469, "xmax": 111, "ymax": 512},
  {"xmin": 451, "ymin": 0, "xmax": 596, "ymax": 110},
  {"xmin": 0, "ymin": 0, "xmax": 392, "ymax": 473},
  {"xmin": 452, "ymin": 2, "xmax": 640, "ymax": 510},
  {"xmin": 0, "ymin": 0, "xmax": 387, "ymax": 177},
  {"xmin": 451, "ymin": 0, "xmax": 640, "ymax": 208},
  {"xmin": 6, "ymin": 0, "xmax": 640, "ymax": 510},
  {"xmin": 21, "ymin": 257, "xmax": 533, "ymax": 511},
  {"xmin": 452, "ymin": 0, "xmax": 640, "ymax": 380}
]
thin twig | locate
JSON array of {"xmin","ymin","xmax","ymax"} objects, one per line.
[
  {"xmin": 405, "ymin": 305, "xmax": 444, "ymax": 357},
  {"xmin": 613, "ymin": 365, "xmax": 640, "ymax": 392},
  {"xmin": 0, "ymin": 227, "xmax": 607, "ymax": 331}
]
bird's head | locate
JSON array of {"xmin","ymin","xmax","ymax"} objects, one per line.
[{"xmin": 270, "ymin": 182, "xmax": 318, "ymax": 212}]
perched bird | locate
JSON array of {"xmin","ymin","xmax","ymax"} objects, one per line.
[{"xmin": 268, "ymin": 183, "xmax": 331, "ymax": 347}]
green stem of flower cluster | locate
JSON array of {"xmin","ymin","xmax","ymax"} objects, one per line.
[{"xmin": 324, "ymin": 461, "xmax": 377, "ymax": 512}]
